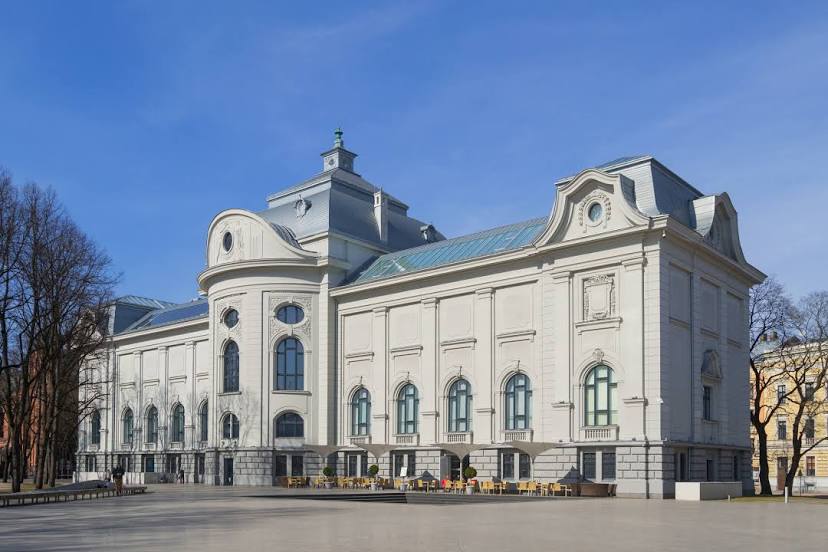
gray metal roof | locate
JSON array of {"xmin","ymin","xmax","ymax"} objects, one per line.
[
  {"xmin": 347, "ymin": 217, "xmax": 547, "ymax": 285},
  {"xmin": 259, "ymin": 173, "xmax": 443, "ymax": 252},
  {"xmin": 115, "ymin": 295, "xmax": 176, "ymax": 309},
  {"xmin": 121, "ymin": 298, "xmax": 208, "ymax": 334}
]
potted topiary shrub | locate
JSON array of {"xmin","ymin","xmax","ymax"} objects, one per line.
[
  {"xmin": 368, "ymin": 464, "xmax": 380, "ymax": 491},
  {"xmin": 322, "ymin": 466, "xmax": 335, "ymax": 489},
  {"xmin": 463, "ymin": 467, "xmax": 478, "ymax": 495}
]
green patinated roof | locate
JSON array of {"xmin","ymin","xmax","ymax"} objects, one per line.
[{"xmin": 348, "ymin": 217, "xmax": 547, "ymax": 285}]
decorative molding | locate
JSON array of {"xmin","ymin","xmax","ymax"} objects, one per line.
[
  {"xmin": 345, "ymin": 351, "xmax": 374, "ymax": 361},
  {"xmin": 495, "ymin": 329, "xmax": 536, "ymax": 343},
  {"xmin": 578, "ymin": 190, "xmax": 612, "ymax": 233},
  {"xmin": 168, "ymin": 375, "xmax": 187, "ymax": 383},
  {"xmin": 389, "ymin": 344, "xmax": 423, "ymax": 357},
  {"xmin": 582, "ymin": 273, "xmax": 616, "ymax": 321},
  {"xmin": 622, "ymin": 396, "xmax": 647, "ymax": 406},
  {"xmin": 268, "ymin": 293, "xmax": 312, "ymax": 344},
  {"xmin": 440, "ymin": 337, "xmax": 477, "ymax": 350},
  {"xmin": 574, "ymin": 316, "xmax": 622, "ymax": 333}
]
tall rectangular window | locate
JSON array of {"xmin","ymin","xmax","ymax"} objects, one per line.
[
  {"xmin": 518, "ymin": 453, "xmax": 531, "ymax": 479},
  {"xmin": 777, "ymin": 384, "xmax": 786, "ymax": 404},
  {"xmin": 702, "ymin": 385, "xmax": 712, "ymax": 421},
  {"xmin": 805, "ymin": 382, "xmax": 815, "ymax": 401},
  {"xmin": 583, "ymin": 452, "xmax": 596, "ymax": 480},
  {"xmin": 732, "ymin": 456, "xmax": 739, "ymax": 481},
  {"xmin": 502, "ymin": 453, "xmax": 514, "ymax": 479},
  {"xmin": 806, "ymin": 456, "xmax": 816, "ymax": 477},
  {"xmin": 777, "ymin": 418, "xmax": 787, "ymax": 440},
  {"xmin": 602, "ymin": 452, "xmax": 616, "ymax": 480},
  {"xmin": 706, "ymin": 459, "xmax": 714, "ymax": 481},
  {"xmin": 291, "ymin": 455, "xmax": 304, "ymax": 476},
  {"xmin": 274, "ymin": 455, "xmax": 287, "ymax": 477},
  {"xmin": 805, "ymin": 417, "xmax": 815, "ymax": 439}
]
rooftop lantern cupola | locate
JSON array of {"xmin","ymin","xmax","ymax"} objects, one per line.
[{"xmin": 321, "ymin": 127, "xmax": 358, "ymax": 173}]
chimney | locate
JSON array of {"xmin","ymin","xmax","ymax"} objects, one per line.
[
  {"xmin": 374, "ymin": 189, "xmax": 388, "ymax": 243},
  {"xmin": 420, "ymin": 224, "xmax": 436, "ymax": 243}
]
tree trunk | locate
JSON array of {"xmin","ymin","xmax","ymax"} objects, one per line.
[{"xmin": 756, "ymin": 425, "xmax": 773, "ymax": 495}]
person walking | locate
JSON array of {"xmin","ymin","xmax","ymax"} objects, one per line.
[{"xmin": 112, "ymin": 465, "xmax": 125, "ymax": 495}]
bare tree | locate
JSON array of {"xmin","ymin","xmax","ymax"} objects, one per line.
[
  {"xmin": 0, "ymin": 171, "xmax": 117, "ymax": 492},
  {"xmin": 777, "ymin": 292, "xmax": 828, "ymax": 495},
  {"xmin": 748, "ymin": 277, "xmax": 793, "ymax": 495}
]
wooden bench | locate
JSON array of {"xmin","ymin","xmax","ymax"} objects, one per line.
[{"xmin": 0, "ymin": 485, "xmax": 148, "ymax": 508}]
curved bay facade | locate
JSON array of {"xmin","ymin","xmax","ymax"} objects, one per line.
[{"xmin": 77, "ymin": 134, "xmax": 764, "ymax": 497}]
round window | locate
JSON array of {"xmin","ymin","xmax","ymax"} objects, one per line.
[
  {"xmin": 588, "ymin": 202, "xmax": 603, "ymax": 223},
  {"xmin": 276, "ymin": 305, "xmax": 304, "ymax": 324},
  {"xmin": 224, "ymin": 309, "xmax": 239, "ymax": 328},
  {"xmin": 222, "ymin": 232, "xmax": 233, "ymax": 252}
]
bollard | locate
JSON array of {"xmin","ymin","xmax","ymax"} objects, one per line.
[{"xmin": 784, "ymin": 487, "xmax": 788, "ymax": 504}]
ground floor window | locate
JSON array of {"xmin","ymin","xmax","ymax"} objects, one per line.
[
  {"xmin": 346, "ymin": 452, "xmax": 368, "ymax": 477},
  {"xmin": 675, "ymin": 451, "xmax": 688, "ymax": 481},
  {"xmin": 118, "ymin": 455, "xmax": 132, "ymax": 472},
  {"xmin": 274, "ymin": 455, "xmax": 288, "ymax": 477},
  {"xmin": 500, "ymin": 451, "xmax": 530, "ymax": 481},
  {"xmin": 583, "ymin": 452, "xmax": 597, "ymax": 480},
  {"xmin": 291, "ymin": 455, "xmax": 304, "ymax": 476},
  {"xmin": 732, "ymin": 456, "xmax": 739, "ymax": 481},
  {"xmin": 393, "ymin": 452, "xmax": 416, "ymax": 478},
  {"xmin": 166, "ymin": 454, "xmax": 181, "ymax": 474},
  {"xmin": 706, "ymin": 459, "xmax": 714, "ymax": 481},
  {"xmin": 85, "ymin": 456, "xmax": 96, "ymax": 472},
  {"xmin": 602, "ymin": 452, "xmax": 616, "ymax": 480},
  {"xmin": 143, "ymin": 455, "xmax": 155, "ymax": 473},
  {"xmin": 806, "ymin": 456, "xmax": 816, "ymax": 477}
]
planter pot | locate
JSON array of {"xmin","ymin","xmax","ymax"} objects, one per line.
[
  {"xmin": 370, "ymin": 482, "xmax": 378, "ymax": 491},
  {"xmin": 466, "ymin": 486, "xmax": 474, "ymax": 495},
  {"xmin": 400, "ymin": 483, "xmax": 408, "ymax": 492},
  {"xmin": 324, "ymin": 481, "xmax": 333, "ymax": 489}
]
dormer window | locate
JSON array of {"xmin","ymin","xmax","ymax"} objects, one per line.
[
  {"xmin": 222, "ymin": 231, "xmax": 233, "ymax": 252},
  {"xmin": 588, "ymin": 202, "xmax": 603, "ymax": 222}
]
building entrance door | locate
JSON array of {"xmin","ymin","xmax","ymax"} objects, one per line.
[
  {"xmin": 776, "ymin": 457, "xmax": 788, "ymax": 491},
  {"xmin": 223, "ymin": 457, "xmax": 234, "ymax": 486}
]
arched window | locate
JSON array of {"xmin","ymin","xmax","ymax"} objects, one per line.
[
  {"xmin": 584, "ymin": 364, "xmax": 617, "ymax": 426},
  {"xmin": 123, "ymin": 408, "xmax": 134, "ymax": 444},
  {"xmin": 275, "ymin": 412, "xmax": 304, "ymax": 438},
  {"xmin": 171, "ymin": 404, "xmax": 185, "ymax": 442},
  {"xmin": 448, "ymin": 379, "xmax": 472, "ymax": 433},
  {"xmin": 275, "ymin": 338, "xmax": 304, "ymax": 391},
  {"xmin": 146, "ymin": 406, "xmax": 158, "ymax": 444},
  {"xmin": 223, "ymin": 341, "xmax": 239, "ymax": 393},
  {"xmin": 222, "ymin": 413, "xmax": 239, "ymax": 439},
  {"xmin": 504, "ymin": 374, "xmax": 532, "ymax": 430},
  {"xmin": 199, "ymin": 401, "xmax": 208, "ymax": 442},
  {"xmin": 90, "ymin": 410, "xmax": 101, "ymax": 445},
  {"xmin": 396, "ymin": 384, "xmax": 419, "ymax": 434},
  {"xmin": 351, "ymin": 388, "xmax": 371, "ymax": 436}
]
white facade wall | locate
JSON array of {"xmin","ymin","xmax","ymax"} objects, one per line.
[{"xmin": 77, "ymin": 152, "xmax": 763, "ymax": 497}]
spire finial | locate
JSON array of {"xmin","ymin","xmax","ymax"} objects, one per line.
[{"xmin": 334, "ymin": 127, "xmax": 344, "ymax": 148}]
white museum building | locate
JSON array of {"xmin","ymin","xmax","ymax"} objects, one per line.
[{"xmin": 76, "ymin": 131, "xmax": 764, "ymax": 498}]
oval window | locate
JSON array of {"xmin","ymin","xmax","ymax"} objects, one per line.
[
  {"xmin": 224, "ymin": 309, "xmax": 239, "ymax": 328},
  {"xmin": 588, "ymin": 203, "xmax": 603, "ymax": 222},
  {"xmin": 222, "ymin": 232, "xmax": 233, "ymax": 252},
  {"xmin": 276, "ymin": 305, "xmax": 304, "ymax": 324}
]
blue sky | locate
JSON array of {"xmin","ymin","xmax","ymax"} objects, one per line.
[{"xmin": 1, "ymin": 1, "xmax": 826, "ymax": 302}]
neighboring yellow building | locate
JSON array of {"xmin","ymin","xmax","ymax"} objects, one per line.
[{"xmin": 751, "ymin": 337, "xmax": 828, "ymax": 492}]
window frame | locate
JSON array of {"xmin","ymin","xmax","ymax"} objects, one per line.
[
  {"xmin": 584, "ymin": 364, "xmax": 617, "ymax": 426},
  {"xmin": 276, "ymin": 304, "xmax": 304, "ymax": 324},
  {"xmin": 199, "ymin": 401, "xmax": 208, "ymax": 442},
  {"xmin": 90, "ymin": 410, "xmax": 101, "ymax": 445},
  {"xmin": 396, "ymin": 384, "xmax": 419, "ymax": 435},
  {"xmin": 351, "ymin": 388, "xmax": 371, "ymax": 436},
  {"xmin": 223, "ymin": 341, "xmax": 240, "ymax": 393},
  {"xmin": 275, "ymin": 412, "xmax": 305, "ymax": 438},
  {"xmin": 504, "ymin": 374, "xmax": 532, "ymax": 430},
  {"xmin": 222, "ymin": 413, "xmax": 240, "ymax": 440},
  {"xmin": 171, "ymin": 404, "xmax": 185, "ymax": 443},
  {"xmin": 122, "ymin": 409, "xmax": 134, "ymax": 445},
  {"xmin": 275, "ymin": 337, "xmax": 304, "ymax": 391},
  {"xmin": 448, "ymin": 379, "xmax": 471, "ymax": 433},
  {"xmin": 146, "ymin": 406, "xmax": 158, "ymax": 444}
]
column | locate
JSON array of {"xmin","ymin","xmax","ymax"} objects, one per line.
[
  {"xmin": 420, "ymin": 298, "xmax": 438, "ymax": 444},
  {"xmin": 474, "ymin": 288, "xmax": 494, "ymax": 444},
  {"xmin": 371, "ymin": 306, "xmax": 388, "ymax": 443}
]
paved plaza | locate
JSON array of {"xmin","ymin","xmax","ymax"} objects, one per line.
[{"xmin": 0, "ymin": 486, "xmax": 825, "ymax": 551}]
